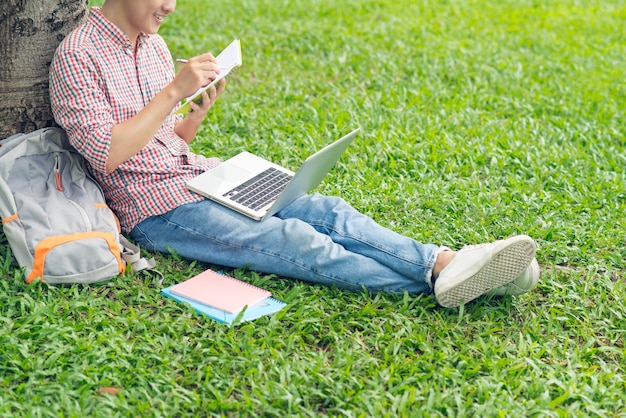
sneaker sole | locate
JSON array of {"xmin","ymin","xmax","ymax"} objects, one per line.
[
  {"xmin": 488, "ymin": 258, "xmax": 541, "ymax": 296},
  {"xmin": 436, "ymin": 237, "xmax": 537, "ymax": 308}
]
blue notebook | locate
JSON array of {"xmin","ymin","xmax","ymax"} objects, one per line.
[{"xmin": 161, "ymin": 285, "xmax": 286, "ymax": 325}]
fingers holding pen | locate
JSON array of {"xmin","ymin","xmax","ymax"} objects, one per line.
[
  {"xmin": 174, "ymin": 52, "xmax": 221, "ymax": 96},
  {"xmin": 189, "ymin": 53, "xmax": 221, "ymax": 84}
]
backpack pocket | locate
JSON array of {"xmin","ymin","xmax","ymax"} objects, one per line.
[{"xmin": 28, "ymin": 231, "xmax": 124, "ymax": 284}]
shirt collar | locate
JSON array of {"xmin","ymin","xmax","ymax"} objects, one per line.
[{"xmin": 90, "ymin": 7, "xmax": 151, "ymax": 51}]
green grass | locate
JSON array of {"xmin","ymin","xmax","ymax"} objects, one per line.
[{"xmin": 2, "ymin": 0, "xmax": 626, "ymax": 415}]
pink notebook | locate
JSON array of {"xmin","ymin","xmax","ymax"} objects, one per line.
[{"xmin": 169, "ymin": 269, "xmax": 271, "ymax": 313}]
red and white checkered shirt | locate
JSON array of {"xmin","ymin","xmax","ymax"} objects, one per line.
[{"xmin": 50, "ymin": 7, "xmax": 220, "ymax": 233}]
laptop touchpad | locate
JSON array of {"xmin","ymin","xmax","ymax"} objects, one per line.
[{"xmin": 210, "ymin": 163, "xmax": 253, "ymax": 184}]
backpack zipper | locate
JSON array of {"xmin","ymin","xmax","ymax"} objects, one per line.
[{"xmin": 54, "ymin": 154, "xmax": 63, "ymax": 191}]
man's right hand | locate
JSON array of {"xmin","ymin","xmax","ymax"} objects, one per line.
[{"xmin": 172, "ymin": 52, "xmax": 222, "ymax": 99}]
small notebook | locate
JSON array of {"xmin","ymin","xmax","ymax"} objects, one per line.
[{"xmin": 168, "ymin": 269, "xmax": 271, "ymax": 313}]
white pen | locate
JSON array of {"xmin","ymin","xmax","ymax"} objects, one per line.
[{"xmin": 175, "ymin": 58, "xmax": 188, "ymax": 63}]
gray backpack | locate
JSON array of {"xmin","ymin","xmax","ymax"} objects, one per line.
[{"xmin": 0, "ymin": 127, "xmax": 154, "ymax": 284}]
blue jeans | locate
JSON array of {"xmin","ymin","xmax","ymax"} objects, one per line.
[{"xmin": 129, "ymin": 193, "xmax": 440, "ymax": 294}]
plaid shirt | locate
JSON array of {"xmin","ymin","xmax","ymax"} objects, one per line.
[{"xmin": 50, "ymin": 7, "xmax": 220, "ymax": 233}]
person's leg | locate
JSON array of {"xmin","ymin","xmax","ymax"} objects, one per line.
[
  {"xmin": 282, "ymin": 195, "xmax": 539, "ymax": 306},
  {"xmin": 130, "ymin": 194, "xmax": 439, "ymax": 294},
  {"xmin": 275, "ymin": 193, "xmax": 442, "ymax": 284}
]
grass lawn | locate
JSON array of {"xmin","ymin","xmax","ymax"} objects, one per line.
[{"xmin": 2, "ymin": 0, "xmax": 625, "ymax": 416}]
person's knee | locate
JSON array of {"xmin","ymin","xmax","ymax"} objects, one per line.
[{"xmin": 307, "ymin": 192, "xmax": 348, "ymax": 210}]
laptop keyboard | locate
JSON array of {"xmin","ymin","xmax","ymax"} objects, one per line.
[{"xmin": 223, "ymin": 167, "xmax": 293, "ymax": 211}]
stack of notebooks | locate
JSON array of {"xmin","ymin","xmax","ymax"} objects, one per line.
[{"xmin": 161, "ymin": 269, "xmax": 285, "ymax": 325}]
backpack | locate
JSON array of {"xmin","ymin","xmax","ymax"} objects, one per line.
[{"xmin": 0, "ymin": 127, "xmax": 155, "ymax": 285}]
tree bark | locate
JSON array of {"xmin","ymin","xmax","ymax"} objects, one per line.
[{"xmin": 0, "ymin": 0, "xmax": 88, "ymax": 138}]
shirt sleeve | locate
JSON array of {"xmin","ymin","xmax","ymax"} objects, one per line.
[{"xmin": 50, "ymin": 45, "xmax": 114, "ymax": 175}]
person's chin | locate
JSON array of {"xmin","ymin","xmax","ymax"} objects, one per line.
[{"xmin": 149, "ymin": 16, "xmax": 165, "ymax": 32}]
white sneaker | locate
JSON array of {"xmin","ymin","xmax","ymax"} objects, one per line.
[
  {"xmin": 487, "ymin": 258, "xmax": 540, "ymax": 296},
  {"xmin": 434, "ymin": 235, "xmax": 537, "ymax": 308}
]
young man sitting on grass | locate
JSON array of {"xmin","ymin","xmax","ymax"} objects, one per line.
[{"xmin": 49, "ymin": 0, "xmax": 540, "ymax": 308}]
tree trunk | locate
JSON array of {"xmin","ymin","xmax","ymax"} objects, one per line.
[{"xmin": 0, "ymin": 0, "xmax": 88, "ymax": 138}]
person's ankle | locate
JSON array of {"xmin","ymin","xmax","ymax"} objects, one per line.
[{"xmin": 433, "ymin": 250, "xmax": 456, "ymax": 278}]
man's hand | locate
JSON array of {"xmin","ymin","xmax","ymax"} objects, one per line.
[
  {"xmin": 172, "ymin": 52, "xmax": 222, "ymax": 99},
  {"xmin": 186, "ymin": 78, "xmax": 227, "ymax": 119},
  {"xmin": 175, "ymin": 78, "xmax": 227, "ymax": 143}
]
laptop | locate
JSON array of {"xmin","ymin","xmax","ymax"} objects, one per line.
[{"xmin": 186, "ymin": 128, "xmax": 360, "ymax": 221}]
